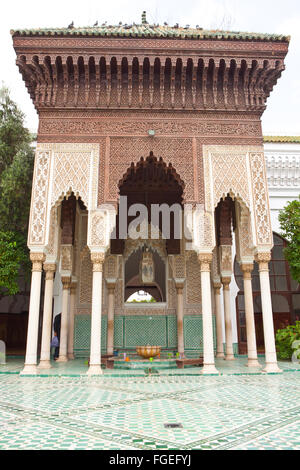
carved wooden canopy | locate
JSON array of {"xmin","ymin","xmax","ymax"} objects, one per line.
[{"xmin": 12, "ymin": 20, "xmax": 289, "ymax": 114}]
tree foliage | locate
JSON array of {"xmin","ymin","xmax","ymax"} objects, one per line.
[
  {"xmin": 276, "ymin": 321, "xmax": 300, "ymax": 360},
  {"xmin": 0, "ymin": 85, "xmax": 34, "ymax": 297},
  {"xmin": 0, "ymin": 231, "xmax": 29, "ymax": 296},
  {"xmin": 278, "ymin": 196, "xmax": 300, "ymax": 283}
]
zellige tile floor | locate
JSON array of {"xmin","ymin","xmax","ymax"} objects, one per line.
[{"xmin": 0, "ymin": 357, "xmax": 299, "ymax": 450}]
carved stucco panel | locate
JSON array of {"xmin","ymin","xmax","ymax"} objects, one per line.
[
  {"xmin": 50, "ymin": 143, "xmax": 99, "ymax": 210},
  {"xmin": 186, "ymin": 251, "xmax": 202, "ymax": 305},
  {"xmin": 249, "ymin": 152, "xmax": 273, "ymax": 246},
  {"xmin": 28, "ymin": 149, "xmax": 51, "ymax": 247}
]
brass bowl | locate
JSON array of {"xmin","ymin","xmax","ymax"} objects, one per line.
[{"xmin": 136, "ymin": 346, "xmax": 161, "ymax": 359}]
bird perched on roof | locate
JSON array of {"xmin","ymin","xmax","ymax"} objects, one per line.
[
  {"xmin": 68, "ymin": 21, "xmax": 74, "ymax": 29},
  {"xmin": 93, "ymin": 21, "xmax": 98, "ymax": 27}
]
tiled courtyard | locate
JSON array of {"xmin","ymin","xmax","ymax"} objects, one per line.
[{"xmin": 0, "ymin": 357, "xmax": 300, "ymax": 450}]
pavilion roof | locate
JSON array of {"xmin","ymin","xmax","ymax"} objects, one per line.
[
  {"xmin": 263, "ymin": 136, "xmax": 300, "ymax": 143},
  {"xmin": 10, "ymin": 12, "xmax": 290, "ymax": 43}
]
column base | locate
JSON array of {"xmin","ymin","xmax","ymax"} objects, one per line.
[
  {"xmin": 262, "ymin": 363, "xmax": 283, "ymax": 374},
  {"xmin": 56, "ymin": 356, "xmax": 68, "ymax": 363},
  {"xmin": 247, "ymin": 358, "xmax": 261, "ymax": 368},
  {"xmin": 202, "ymin": 364, "xmax": 219, "ymax": 375},
  {"xmin": 38, "ymin": 360, "xmax": 52, "ymax": 369},
  {"xmin": 216, "ymin": 352, "xmax": 225, "ymax": 359},
  {"xmin": 107, "ymin": 349, "xmax": 114, "ymax": 356},
  {"xmin": 87, "ymin": 364, "xmax": 103, "ymax": 376},
  {"xmin": 67, "ymin": 353, "xmax": 75, "ymax": 360},
  {"xmin": 20, "ymin": 364, "xmax": 37, "ymax": 375},
  {"xmin": 225, "ymin": 354, "xmax": 235, "ymax": 361}
]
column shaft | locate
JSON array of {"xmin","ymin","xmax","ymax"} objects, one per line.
[
  {"xmin": 256, "ymin": 253, "xmax": 282, "ymax": 373},
  {"xmin": 176, "ymin": 284, "xmax": 185, "ymax": 356},
  {"xmin": 88, "ymin": 253, "xmax": 105, "ymax": 375},
  {"xmin": 199, "ymin": 254, "xmax": 218, "ymax": 375},
  {"xmin": 67, "ymin": 282, "xmax": 77, "ymax": 360},
  {"xmin": 107, "ymin": 283, "xmax": 116, "ymax": 356},
  {"xmin": 39, "ymin": 263, "xmax": 56, "ymax": 369},
  {"xmin": 57, "ymin": 277, "xmax": 71, "ymax": 362},
  {"xmin": 214, "ymin": 284, "xmax": 225, "ymax": 358},
  {"xmin": 222, "ymin": 277, "xmax": 235, "ymax": 360},
  {"xmin": 21, "ymin": 253, "xmax": 45, "ymax": 375},
  {"xmin": 241, "ymin": 264, "xmax": 260, "ymax": 367}
]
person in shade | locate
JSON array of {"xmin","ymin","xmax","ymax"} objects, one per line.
[{"xmin": 53, "ymin": 313, "xmax": 61, "ymax": 360}]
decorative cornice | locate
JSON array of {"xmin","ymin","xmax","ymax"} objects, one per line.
[
  {"xmin": 265, "ymin": 151, "xmax": 300, "ymax": 188},
  {"xmin": 12, "ymin": 39, "xmax": 287, "ymax": 113}
]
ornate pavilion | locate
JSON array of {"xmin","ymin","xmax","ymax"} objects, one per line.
[{"xmin": 11, "ymin": 13, "xmax": 290, "ymax": 375}]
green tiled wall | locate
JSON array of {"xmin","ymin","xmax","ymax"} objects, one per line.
[{"xmin": 74, "ymin": 314, "xmax": 216, "ymax": 356}]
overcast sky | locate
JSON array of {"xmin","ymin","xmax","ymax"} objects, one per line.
[{"xmin": 1, "ymin": 0, "xmax": 299, "ymax": 134}]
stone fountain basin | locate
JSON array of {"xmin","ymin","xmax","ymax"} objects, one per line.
[{"xmin": 136, "ymin": 346, "xmax": 161, "ymax": 359}]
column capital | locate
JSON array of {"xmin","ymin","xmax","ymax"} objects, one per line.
[
  {"xmin": 198, "ymin": 253, "xmax": 213, "ymax": 272},
  {"xmin": 61, "ymin": 276, "xmax": 72, "ymax": 290},
  {"xmin": 174, "ymin": 278, "xmax": 185, "ymax": 291},
  {"xmin": 213, "ymin": 282, "xmax": 222, "ymax": 294},
  {"xmin": 43, "ymin": 262, "xmax": 56, "ymax": 280},
  {"xmin": 255, "ymin": 252, "xmax": 271, "ymax": 272},
  {"xmin": 91, "ymin": 252, "xmax": 105, "ymax": 272},
  {"xmin": 70, "ymin": 280, "xmax": 78, "ymax": 293},
  {"xmin": 30, "ymin": 252, "xmax": 46, "ymax": 272},
  {"xmin": 221, "ymin": 276, "xmax": 231, "ymax": 290},
  {"xmin": 241, "ymin": 263, "xmax": 254, "ymax": 280},
  {"xmin": 106, "ymin": 278, "xmax": 117, "ymax": 291}
]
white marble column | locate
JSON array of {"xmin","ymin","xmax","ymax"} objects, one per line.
[
  {"xmin": 106, "ymin": 280, "xmax": 116, "ymax": 356},
  {"xmin": 199, "ymin": 254, "xmax": 219, "ymax": 375},
  {"xmin": 241, "ymin": 263, "xmax": 260, "ymax": 368},
  {"xmin": 213, "ymin": 283, "xmax": 225, "ymax": 358},
  {"xmin": 175, "ymin": 280, "xmax": 185, "ymax": 356},
  {"xmin": 39, "ymin": 263, "xmax": 56, "ymax": 369},
  {"xmin": 88, "ymin": 252, "xmax": 105, "ymax": 375},
  {"xmin": 256, "ymin": 253, "xmax": 282, "ymax": 373},
  {"xmin": 222, "ymin": 277, "xmax": 235, "ymax": 360},
  {"xmin": 67, "ymin": 280, "xmax": 77, "ymax": 360},
  {"xmin": 57, "ymin": 276, "xmax": 71, "ymax": 362},
  {"xmin": 21, "ymin": 252, "xmax": 45, "ymax": 375}
]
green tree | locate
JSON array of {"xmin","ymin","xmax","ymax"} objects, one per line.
[
  {"xmin": 0, "ymin": 85, "xmax": 34, "ymax": 297},
  {"xmin": 278, "ymin": 196, "xmax": 300, "ymax": 283}
]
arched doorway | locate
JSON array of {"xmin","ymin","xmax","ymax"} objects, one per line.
[
  {"xmin": 109, "ymin": 152, "xmax": 186, "ymax": 352},
  {"xmin": 235, "ymin": 233, "xmax": 300, "ymax": 353},
  {"xmin": 111, "ymin": 151, "xmax": 185, "ymax": 255}
]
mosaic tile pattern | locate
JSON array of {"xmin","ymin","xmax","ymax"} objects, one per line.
[
  {"xmin": 0, "ymin": 358, "xmax": 300, "ymax": 450},
  {"xmin": 74, "ymin": 314, "xmax": 216, "ymax": 355}
]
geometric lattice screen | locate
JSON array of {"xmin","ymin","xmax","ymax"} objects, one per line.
[{"xmin": 74, "ymin": 314, "xmax": 216, "ymax": 357}]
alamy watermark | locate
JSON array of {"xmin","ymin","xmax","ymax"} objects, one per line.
[{"xmin": 104, "ymin": 196, "xmax": 210, "ymax": 251}]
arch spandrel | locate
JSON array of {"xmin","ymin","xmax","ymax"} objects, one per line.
[{"xmin": 27, "ymin": 142, "xmax": 99, "ymax": 251}]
